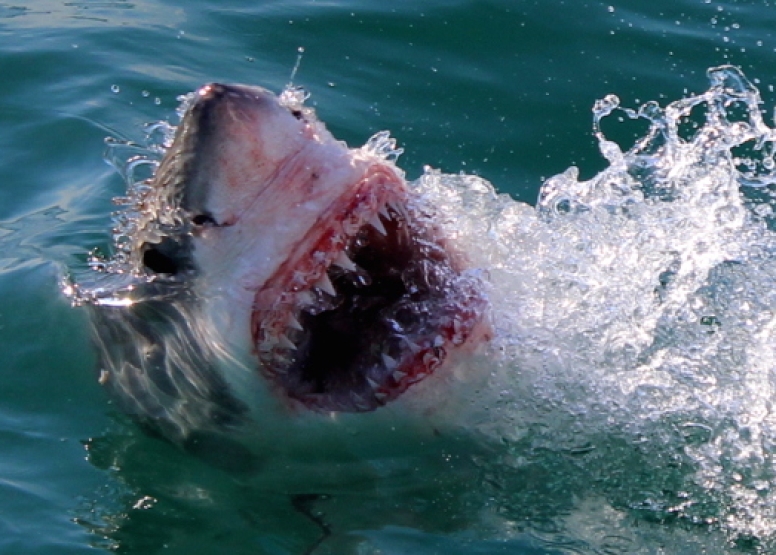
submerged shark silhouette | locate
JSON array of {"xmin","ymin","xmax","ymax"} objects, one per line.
[{"xmin": 84, "ymin": 83, "xmax": 490, "ymax": 445}]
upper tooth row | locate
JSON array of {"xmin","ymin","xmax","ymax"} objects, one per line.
[{"xmin": 306, "ymin": 202, "xmax": 403, "ymax": 293}]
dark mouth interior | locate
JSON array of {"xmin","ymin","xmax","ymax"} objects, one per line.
[
  {"xmin": 295, "ymin": 211, "xmax": 412, "ymax": 393},
  {"xmin": 269, "ymin": 204, "xmax": 459, "ymax": 412}
]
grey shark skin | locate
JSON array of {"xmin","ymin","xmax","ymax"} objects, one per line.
[{"xmin": 88, "ymin": 83, "xmax": 490, "ymax": 461}]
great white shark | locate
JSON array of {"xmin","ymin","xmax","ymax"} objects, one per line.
[{"xmin": 81, "ymin": 83, "xmax": 491, "ymax": 461}]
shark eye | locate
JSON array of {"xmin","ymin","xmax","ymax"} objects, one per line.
[
  {"xmin": 290, "ymin": 109, "xmax": 304, "ymax": 120},
  {"xmin": 192, "ymin": 213, "xmax": 218, "ymax": 226}
]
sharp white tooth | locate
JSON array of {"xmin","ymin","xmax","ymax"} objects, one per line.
[
  {"xmin": 366, "ymin": 377, "xmax": 380, "ymax": 390},
  {"xmin": 287, "ymin": 314, "xmax": 303, "ymax": 331},
  {"xmin": 369, "ymin": 214, "xmax": 387, "ymax": 236},
  {"xmin": 381, "ymin": 353, "xmax": 398, "ymax": 369},
  {"xmin": 378, "ymin": 204, "xmax": 391, "ymax": 221},
  {"xmin": 297, "ymin": 291, "xmax": 314, "ymax": 305},
  {"xmin": 278, "ymin": 334, "xmax": 296, "ymax": 350},
  {"xmin": 332, "ymin": 251, "xmax": 357, "ymax": 271},
  {"xmin": 392, "ymin": 370, "xmax": 407, "ymax": 382},
  {"xmin": 433, "ymin": 335, "xmax": 445, "ymax": 348},
  {"xmin": 374, "ymin": 391, "xmax": 387, "ymax": 402},
  {"xmin": 388, "ymin": 201, "xmax": 408, "ymax": 220},
  {"xmin": 315, "ymin": 273, "xmax": 337, "ymax": 296}
]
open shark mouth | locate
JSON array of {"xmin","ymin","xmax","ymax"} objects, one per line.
[{"xmin": 252, "ymin": 168, "xmax": 486, "ymax": 413}]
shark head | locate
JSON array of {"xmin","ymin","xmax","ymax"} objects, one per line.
[{"xmin": 90, "ymin": 83, "xmax": 489, "ymax": 437}]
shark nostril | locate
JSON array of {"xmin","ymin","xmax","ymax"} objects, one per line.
[
  {"xmin": 197, "ymin": 83, "xmax": 227, "ymax": 99},
  {"xmin": 142, "ymin": 246, "xmax": 179, "ymax": 275}
]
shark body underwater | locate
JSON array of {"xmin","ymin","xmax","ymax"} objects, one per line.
[{"xmin": 78, "ymin": 83, "xmax": 491, "ymax": 454}]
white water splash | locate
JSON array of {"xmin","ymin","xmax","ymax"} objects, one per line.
[
  {"xmin": 412, "ymin": 65, "xmax": 776, "ymax": 552},
  {"xmin": 361, "ymin": 130, "xmax": 405, "ymax": 163}
]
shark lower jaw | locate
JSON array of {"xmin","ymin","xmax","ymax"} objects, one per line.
[{"xmin": 250, "ymin": 168, "xmax": 486, "ymax": 414}]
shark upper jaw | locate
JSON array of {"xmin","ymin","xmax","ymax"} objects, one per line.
[{"xmin": 141, "ymin": 82, "xmax": 488, "ymax": 415}]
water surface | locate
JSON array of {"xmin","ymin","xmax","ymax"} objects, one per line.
[{"xmin": 4, "ymin": 1, "xmax": 776, "ymax": 554}]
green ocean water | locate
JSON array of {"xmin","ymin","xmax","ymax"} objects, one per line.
[{"xmin": 4, "ymin": 1, "xmax": 776, "ymax": 554}]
